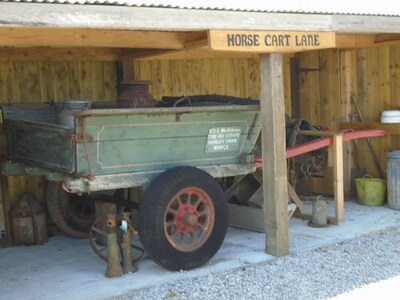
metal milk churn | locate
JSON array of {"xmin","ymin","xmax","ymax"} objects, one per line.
[
  {"xmin": 117, "ymin": 80, "xmax": 156, "ymax": 108},
  {"xmin": 10, "ymin": 193, "xmax": 48, "ymax": 245},
  {"xmin": 58, "ymin": 100, "xmax": 92, "ymax": 130}
]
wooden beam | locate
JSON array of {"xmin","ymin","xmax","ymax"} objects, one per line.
[
  {"xmin": 0, "ymin": 28, "xmax": 186, "ymax": 49},
  {"xmin": 336, "ymin": 35, "xmax": 376, "ymax": 48},
  {"xmin": 260, "ymin": 53, "xmax": 289, "ymax": 257},
  {"xmin": 128, "ymin": 47, "xmax": 259, "ymax": 61},
  {"xmin": 0, "ymin": 47, "xmax": 124, "ymax": 61},
  {"xmin": 340, "ymin": 122, "xmax": 400, "ymax": 135},
  {"xmin": 287, "ymin": 182, "xmax": 306, "ymax": 215},
  {"xmin": 337, "ymin": 34, "xmax": 400, "ymax": 49},
  {"xmin": 119, "ymin": 36, "xmax": 210, "ymax": 60},
  {"xmin": 333, "ymin": 134, "xmax": 344, "ymax": 224},
  {"xmin": 374, "ymin": 33, "xmax": 400, "ymax": 44}
]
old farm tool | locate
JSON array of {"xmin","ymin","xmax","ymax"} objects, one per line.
[
  {"xmin": 89, "ymin": 212, "xmax": 142, "ymax": 277},
  {"xmin": 255, "ymin": 128, "xmax": 385, "ymax": 222},
  {"xmin": 351, "ymin": 96, "xmax": 385, "ymax": 179}
]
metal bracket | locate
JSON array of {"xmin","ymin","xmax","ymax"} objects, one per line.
[
  {"xmin": 298, "ymin": 67, "xmax": 320, "ymax": 73},
  {"xmin": 70, "ymin": 133, "xmax": 94, "ymax": 143}
]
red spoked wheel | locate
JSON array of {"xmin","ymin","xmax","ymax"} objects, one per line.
[
  {"xmin": 164, "ymin": 187, "xmax": 215, "ymax": 252},
  {"xmin": 139, "ymin": 166, "xmax": 228, "ymax": 271}
]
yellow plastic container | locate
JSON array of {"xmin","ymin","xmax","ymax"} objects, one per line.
[{"xmin": 355, "ymin": 175, "xmax": 387, "ymax": 206}]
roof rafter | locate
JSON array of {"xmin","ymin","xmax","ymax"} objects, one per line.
[{"xmin": 0, "ymin": 28, "xmax": 187, "ymax": 49}]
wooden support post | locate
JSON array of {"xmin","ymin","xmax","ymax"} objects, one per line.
[
  {"xmin": 260, "ymin": 53, "xmax": 289, "ymax": 257},
  {"xmin": 333, "ymin": 134, "xmax": 344, "ymax": 224}
]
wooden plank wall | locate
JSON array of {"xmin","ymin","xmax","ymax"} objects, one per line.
[
  {"xmin": 298, "ymin": 45, "xmax": 400, "ymax": 195},
  {"xmin": 355, "ymin": 45, "xmax": 400, "ymax": 176},
  {"xmin": 0, "ymin": 56, "xmax": 292, "ymax": 220},
  {"xmin": 134, "ymin": 58, "xmax": 260, "ymax": 99},
  {"xmin": 0, "ymin": 61, "xmax": 117, "ymax": 208},
  {"xmin": 2, "ymin": 46, "xmax": 399, "ymax": 206}
]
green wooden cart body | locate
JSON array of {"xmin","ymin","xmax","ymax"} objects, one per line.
[{"xmin": 1, "ymin": 103, "xmax": 261, "ymax": 193}]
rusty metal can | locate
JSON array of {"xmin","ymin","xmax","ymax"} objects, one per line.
[
  {"xmin": 10, "ymin": 193, "xmax": 48, "ymax": 245},
  {"xmin": 117, "ymin": 80, "xmax": 156, "ymax": 108}
]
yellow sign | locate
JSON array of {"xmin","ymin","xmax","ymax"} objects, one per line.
[{"xmin": 208, "ymin": 30, "xmax": 336, "ymax": 53}]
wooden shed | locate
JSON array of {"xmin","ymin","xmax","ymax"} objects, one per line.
[{"xmin": 1, "ymin": 0, "xmax": 400, "ymax": 259}]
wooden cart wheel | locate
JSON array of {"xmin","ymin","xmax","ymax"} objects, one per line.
[
  {"xmin": 46, "ymin": 181, "xmax": 95, "ymax": 238},
  {"xmin": 88, "ymin": 212, "xmax": 144, "ymax": 263},
  {"xmin": 139, "ymin": 166, "xmax": 228, "ymax": 271}
]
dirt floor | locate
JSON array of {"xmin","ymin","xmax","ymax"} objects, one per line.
[{"xmin": 0, "ymin": 199, "xmax": 399, "ymax": 300}]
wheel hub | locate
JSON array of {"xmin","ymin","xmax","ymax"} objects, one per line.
[
  {"xmin": 183, "ymin": 213, "xmax": 198, "ymax": 227},
  {"xmin": 164, "ymin": 187, "xmax": 215, "ymax": 252},
  {"xmin": 175, "ymin": 206, "xmax": 198, "ymax": 233}
]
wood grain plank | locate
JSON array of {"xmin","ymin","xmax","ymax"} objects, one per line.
[
  {"xmin": 103, "ymin": 61, "xmax": 117, "ymax": 101},
  {"xmin": 354, "ymin": 48, "xmax": 372, "ymax": 174},
  {"xmin": 0, "ymin": 28, "xmax": 185, "ymax": 49},
  {"xmin": 247, "ymin": 57, "xmax": 260, "ymax": 99},
  {"xmin": 13, "ymin": 62, "xmax": 42, "ymax": 103},
  {"xmin": 53, "ymin": 62, "xmax": 70, "ymax": 102},
  {"xmin": 0, "ymin": 63, "xmax": 14, "ymax": 103},
  {"xmin": 329, "ymin": 49, "xmax": 341, "ymax": 131},
  {"xmin": 260, "ymin": 53, "xmax": 289, "ymax": 256},
  {"xmin": 39, "ymin": 62, "xmax": 55, "ymax": 102},
  {"xmin": 333, "ymin": 134, "xmax": 344, "ymax": 224},
  {"xmin": 328, "ymin": 50, "xmax": 342, "ymax": 192},
  {"xmin": 67, "ymin": 62, "xmax": 82, "ymax": 100},
  {"xmin": 308, "ymin": 50, "xmax": 321, "ymax": 125},
  {"xmin": 283, "ymin": 55, "xmax": 292, "ymax": 116},
  {"xmin": 0, "ymin": 47, "xmax": 119, "ymax": 62},
  {"xmin": 378, "ymin": 46, "xmax": 391, "ymax": 169},
  {"xmin": 340, "ymin": 50, "xmax": 354, "ymax": 195},
  {"xmin": 183, "ymin": 60, "xmax": 194, "ymax": 95},
  {"xmin": 389, "ymin": 45, "xmax": 400, "ymax": 150},
  {"xmin": 367, "ymin": 47, "xmax": 381, "ymax": 178},
  {"xmin": 299, "ymin": 52, "xmax": 310, "ymax": 119},
  {"xmin": 79, "ymin": 61, "xmax": 94, "ymax": 100},
  {"xmin": 92, "ymin": 62, "xmax": 105, "ymax": 102}
]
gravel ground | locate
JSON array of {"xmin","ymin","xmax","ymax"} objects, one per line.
[{"xmin": 111, "ymin": 226, "xmax": 400, "ymax": 300}]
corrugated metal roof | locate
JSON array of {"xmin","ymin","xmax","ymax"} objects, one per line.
[{"xmin": 1, "ymin": 0, "xmax": 400, "ymax": 16}]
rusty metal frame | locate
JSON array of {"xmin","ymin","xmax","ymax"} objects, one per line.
[
  {"xmin": 255, "ymin": 129, "xmax": 385, "ymax": 224},
  {"xmin": 286, "ymin": 129, "xmax": 385, "ymax": 159},
  {"xmin": 256, "ymin": 129, "xmax": 385, "ymax": 166}
]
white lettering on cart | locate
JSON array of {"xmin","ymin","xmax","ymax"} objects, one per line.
[{"xmin": 205, "ymin": 127, "xmax": 242, "ymax": 153}]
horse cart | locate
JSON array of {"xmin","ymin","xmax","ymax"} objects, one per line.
[{"xmin": 0, "ymin": 97, "xmax": 261, "ymax": 271}]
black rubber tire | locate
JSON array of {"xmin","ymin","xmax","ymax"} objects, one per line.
[
  {"xmin": 46, "ymin": 181, "xmax": 94, "ymax": 238},
  {"xmin": 139, "ymin": 166, "xmax": 228, "ymax": 271}
]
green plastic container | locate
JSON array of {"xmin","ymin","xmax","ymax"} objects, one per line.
[{"xmin": 355, "ymin": 175, "xmax": 387, "ymax": 206}]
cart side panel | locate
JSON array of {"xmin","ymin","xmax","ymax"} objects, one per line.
[
  {"xmin": 0, "ymin": 103, "xmax": 60, "ymax": 123},
  {"xmin": 75, "ymin": 108, "xmax": 261, "ymax": 176},
  {"xmin": 4, "ymin": 120, "xmax": 75, "ymax": 173}
]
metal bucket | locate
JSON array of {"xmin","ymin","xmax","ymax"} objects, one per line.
[
  {"xmin": 387, "ymin": 151, "xmax": 400, "ymax": 210},
  {"xmin": 355, "ymin": 175, "xmax": 386, "ymax": 206}
]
